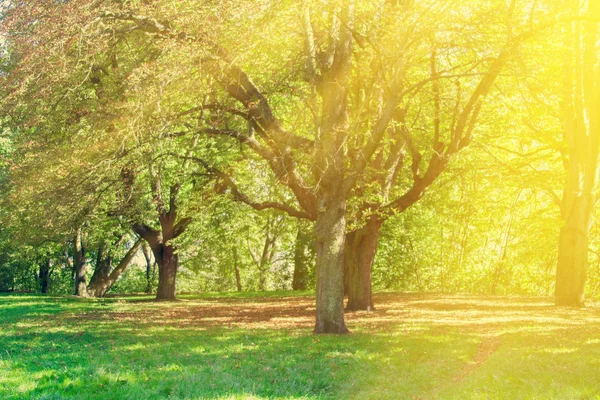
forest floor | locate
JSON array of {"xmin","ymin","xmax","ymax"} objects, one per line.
[{"xmin": 1, "ymin": 291, "xmax": 600, "ymax": 399}]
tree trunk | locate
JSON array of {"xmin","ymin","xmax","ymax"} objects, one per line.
[
  {"xmin": 38, "ymin": 259, "xmax": 51, "ymax": 294},
  {"xmin": 555, "ymin": 0, "xmax": 600, "ymax": 307},
  {"xmin": 344, "ymin": 217, "xmax": 381, "ymax": 311},
  {"xmin": 312, "ymin": 3, "xmax": 352, "ymax": 333},
  {"xmin": 130, "ymin": 178, "xmax": 192, "ymax": 301},
  {"xmin": 292, "ymin": 222, "xmax": 312, "ymax": 290},
  {"xmin": 251, "ymin": 219, "xmax": 277, "ymax": 292},
  {"xmin": 233, "ymin": 247, "xmax": 242, "ymax": 292},
  {"xmin": 142, "ymin": 242, "xmax": 154, "ymax": 294},
  {"xmin": 87, "ymin": 239, "xmax": 142, "ymax": 298},
  {"xmin": 154, "ymin": 244, "xmax": 178, "ymax": 301},
  {"xmin": 87, "ymin": 243, "xmax": 111, "ymax": 296},
  {"xmin": 314, "ymin": 191, "xmax": 349, "ymax": 334},
  {"xmin": 73, "ymin": 227, "xmax": 87, "ymax": 297},
  {"xmin": 555, "ymin": 202, "xmax": 590, "ymax": 306}
]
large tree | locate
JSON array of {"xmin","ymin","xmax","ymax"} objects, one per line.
[
  {"xmin": 555, "ymin": 0, "xmax": 600, "ymax": 306},
  {"xmin": 102, "ymin": 1, "xmax": 547, "ymax": 319}
]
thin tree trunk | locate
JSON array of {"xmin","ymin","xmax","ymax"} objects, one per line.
[
  {"xmin": 233, "ymin": 247, "xmax": 242, "ymax": 292},
  {"xmin": 491, "ymin": 190, "xmax": 520, "ymax": 294},
  {"xmin": 440, "ymin": 222, "xmax": 445, "ymax": 292},
  {"xmin": 142, "ymin": 242, "xmax": 154, "ymax": 294},
  {"xmin": 73, "ymin": 227, "xmax": 87, "ymax": 297},
  {"xmin": 344, "ymin": 217, "xmax": 381, "ymax": 311},
  {"xmin": 38, "ymin": 259, "xmax": 50, "ymax": 294}
]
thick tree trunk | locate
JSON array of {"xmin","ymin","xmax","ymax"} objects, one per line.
[
  {"xmin": 154, "ymin": 244, "xmax": 178, "ymax": 301},
  {"xmin": 555, "ymin": 197, "xmax": 591, "ymax": 306},
  {"xmin": 130, "ymin": 180, "xmax": 192, "ymax": 301},
  {"xmin": 38, "ymin": 259, "xmax": 50, "ymax": 294},
  {"xmin": 555, "ymin": 1, "xmax": 600, "ymax": 307},
  {"xmin": 312, "ymin": 3, "xmax": 353, "ymax": 334},
  {"xmin": 87, "ymin": 243, "xmax": 111, "ymax": 296},
  {"xmin": 88, "ymin": 239, "xmax": 142, "ymax": 298},
  {"xmin": 344, "ymin": 217, "xmax": 381, "ymax": 311},
  {"xmin": 314, "ymin": 191, "xmax": 349, "ymax": 334},
  {"xmin": 73, "ymin": 227, "xmax": 87, "ymax": 297}
]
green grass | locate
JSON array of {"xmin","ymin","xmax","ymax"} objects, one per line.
[{"xmin": 1, "ymin": 292, "xmax": 600, "ymax": 399}]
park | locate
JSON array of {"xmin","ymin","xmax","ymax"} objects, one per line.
[{"xmin": 1, "ymin": 0, "xmax": 600, "ymax": 398}]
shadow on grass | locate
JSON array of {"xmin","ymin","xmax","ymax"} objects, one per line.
[
  {"xmin": 0, "ymin": 322, "xmax": 467, "ymax": 399},
  {"xmin": 3, "ymin": 293, "xmax": 600, "ymax": 399}
]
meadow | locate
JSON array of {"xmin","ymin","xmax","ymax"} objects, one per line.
[{"xmin": 2, "ymin": 292, "xmax": 599, "ymax": 399}]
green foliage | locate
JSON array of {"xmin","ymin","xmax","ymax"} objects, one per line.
[
  {"xmin": 108, "ymin": 264, "xmax": 152, "ymax": 295},
  {"xmin": 0, "ymin": 0, "xmax": 596, "ymax": 301}
]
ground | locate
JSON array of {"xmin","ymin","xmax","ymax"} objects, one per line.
[{"xmin": 1, "ymin": 292, "xmax": 600, "ymax": 399}]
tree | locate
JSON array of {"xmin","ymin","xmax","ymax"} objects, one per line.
[
  {"xmin": 87, "ymin": 231, "xmax": 143, "ymax": 298},
  {"xmin": 555, "ymin": 0, "xmax": 600, "ymax": 306},
  {"xmin": 92, "ymin": 0, "xmax": 549, "ymax": 329},
  {"xmin": 0, "ymin": 0, "xmax": 560, "ymax": 330}
]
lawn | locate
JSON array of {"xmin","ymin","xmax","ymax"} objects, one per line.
[{"xmin": 1, "ymin": 292, "xmax": 600, "ymax": 399}]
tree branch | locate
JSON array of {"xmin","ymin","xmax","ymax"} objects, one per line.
[
  {"xmin": 181, "ymin": 154, "xmax": 313, "ymax": 220},
  {"xmin": 101, "ymin": 11, "xmax": 318, "ymax": 218}
]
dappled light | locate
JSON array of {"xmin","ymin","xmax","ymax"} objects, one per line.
[
  {"xmin": 1, "ymin": 0, "xmax": 600, "ymax": 397},
  {"xmin": 41, "ymin": 293, "xmax": 600, "ymax": 335},
  {"xmin": 2, "ymin": 293, "xmax": 600, "ymax": 398}
]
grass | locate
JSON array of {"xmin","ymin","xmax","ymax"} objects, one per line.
[{"xmin": 1, "ymin": 292, "xmax": 600, "ymax": 399}]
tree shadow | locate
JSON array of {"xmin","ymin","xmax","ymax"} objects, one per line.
[{"xmin": 3, "ymin": 292, "xmax": 600, "ymax": 399}]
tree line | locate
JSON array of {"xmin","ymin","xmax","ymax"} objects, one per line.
[{"xmin": 0, "ymin": 0, "xmax": 598, "ymax": 333}]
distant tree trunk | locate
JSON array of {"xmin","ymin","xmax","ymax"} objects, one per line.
[
  {"xmin": 233, "ymin": 247, "xmax": 242, "ymax": 292},
  {"xmin": 73, "ymin": 227, "xmax": 87, "ymax": 297},
  {"xmin": 142, "ymin": 242, "xmax": 154, "ymax": 294},
  {"xmin": 491, "ymin": 190, "xmax": 520, "ymax": 294},
  {"xmin": 292, "ymin": 222, "xmax": 312, "ymax": 290},
  {"xmin": 87, "ymin": 239, "xmax": 142, "ymax": 298},
  {"xmin": 258, "ymin": 233, "xmax": 275, "ymax": 291},
  {"xmin": 248, "ymin": 218, "xmax": 277, "ymax": 291},
  {"xmin": 87, "ymin": 242, "xmax": 110, "ymax": 295},
  {"xmin": 38, "ymin": 259, "xmax": 51, "ymax": 294},
  {"xmin": 154, "ymin": 244, "xmax": 178, "ymax": 300},
  {"xmin": 344, "ymin": 217, "xmax": 381, "ymax": 311},
  {"xmin": 555, "ymin": 1, "xmax": 600, "ymax": 307}
]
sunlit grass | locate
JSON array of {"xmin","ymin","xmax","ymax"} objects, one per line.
[{"xmin": 1, "ymin": 292, "xmax": 600, "ymax": 399}]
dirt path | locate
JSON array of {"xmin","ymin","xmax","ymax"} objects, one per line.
[{"xmin": 452, "ymin": 334, "xmax": 502, "ymax": 383}]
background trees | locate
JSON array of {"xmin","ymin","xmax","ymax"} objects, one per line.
[{"xmin": 0, "ymin": 0, "xmax": 599, "ymax": 331}]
